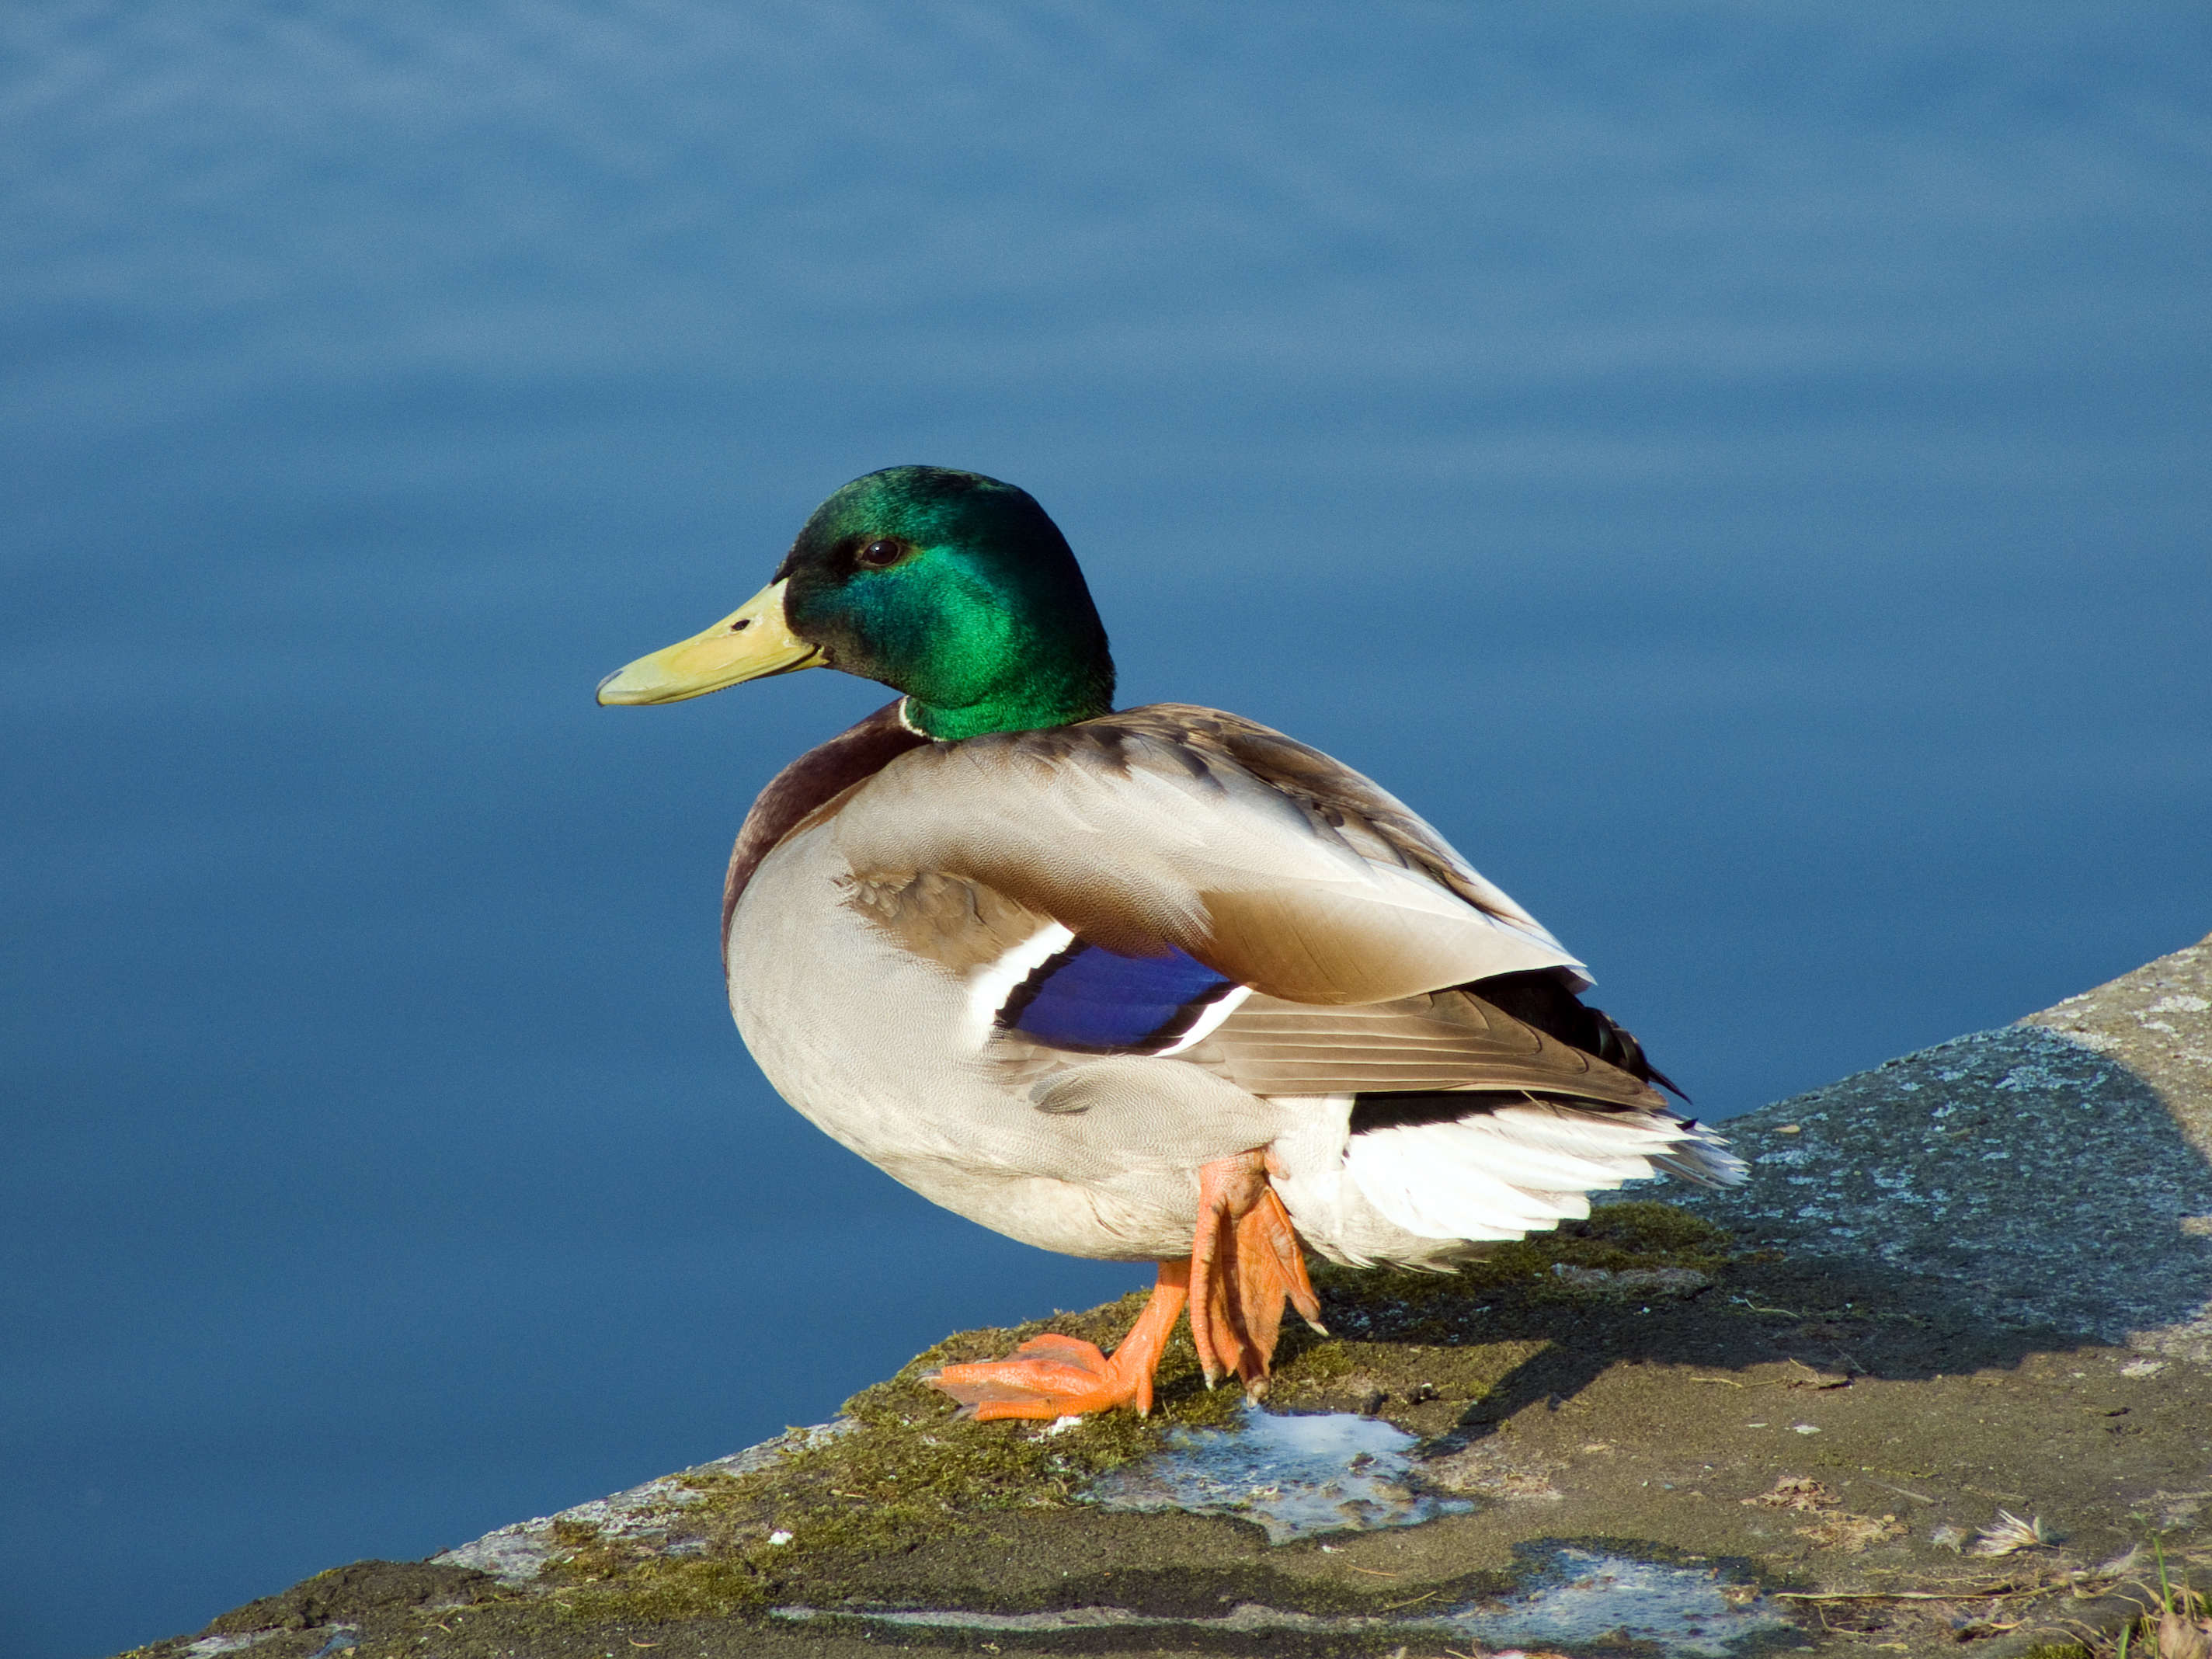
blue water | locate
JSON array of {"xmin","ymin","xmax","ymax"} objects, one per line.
[{"xmin": 3, "ymin": 4, "xmax": 2206, "ymax": 1653}]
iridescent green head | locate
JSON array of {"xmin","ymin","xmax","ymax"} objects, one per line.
[{"xmin": 596, "ymin": 466, "xmax": 1117, "ymax": 740}]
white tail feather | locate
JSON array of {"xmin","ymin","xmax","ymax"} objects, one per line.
[
  {"xmin": 1344, "ymin": 1101, "xmax": 1741, "ymax": 1243},
  {"xmin": 1405, "ymin": 1119, "xmax": 1653, "ymax": 1193},
  {"xmin": 1651, "ymin": 1120, "xmax": 1749, "ymax": 1188},
  {"xmin": 1344, "ymin": 1128, "xmax": 1580, "ymax": 1238}
]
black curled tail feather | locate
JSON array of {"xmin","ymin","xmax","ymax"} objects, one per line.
[{"xmin": 1463, "ymin": 969, "xmax": 1690, "ymax": 1104}]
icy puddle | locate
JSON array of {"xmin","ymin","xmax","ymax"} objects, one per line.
[
  {"xmin": 781, "ymin": 1544, "xmax": 1789, "ymax": 1657},
  {"xmin": 1444, "ymin": 1544, "xmax": 1789, "ymax": 1657},
  {"xmin": 1083, "ymin": 1403, "xmax": 1470, "ymax": 1541},
  {"xmin": 1065, "ymin": 1409, "xmax": 1791, "ymax": 1655}
]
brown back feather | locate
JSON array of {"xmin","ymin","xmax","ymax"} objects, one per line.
[{"xmin": 830, "ymin": 704, "xmax": 1581, "ymax": 1002}]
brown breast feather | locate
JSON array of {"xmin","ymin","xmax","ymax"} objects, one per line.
[{"xmin": 723, "ymin": 699, "xmax": 930, "ymax": 961}]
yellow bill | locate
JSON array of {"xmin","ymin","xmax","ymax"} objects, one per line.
[{"xmin": 596, "ymin": 579, "xmax": 826, "ymax": 706}]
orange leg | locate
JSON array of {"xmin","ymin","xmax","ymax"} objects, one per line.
[
  {"xmin": 924, "ymin": 1151, "xmax": 1327, "ymax": 1421},
  {"xmin": 1188, "ymin": 1150, "xmax": 1327, "ymax": 1395}
]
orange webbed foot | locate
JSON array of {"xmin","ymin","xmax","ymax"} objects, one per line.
[
  {"xmin": 925, "ymin": 1264, "xmax": 1189, "ymax": 1421},
  {"xmin": 929, "ymin": 1152, "xmax": 1328, "ymax": 1421}
]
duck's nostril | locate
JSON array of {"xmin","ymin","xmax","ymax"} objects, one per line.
[{"xmin": 731, "ymin": 617, "xmax": 752, "ymax": 631}]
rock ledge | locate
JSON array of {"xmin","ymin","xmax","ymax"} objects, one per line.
[{"xmin": 130, "ymin": 934, "xmax": 2212, "ymax": 1659}]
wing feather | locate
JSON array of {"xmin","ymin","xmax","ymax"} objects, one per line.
[
  {"xmin": 823, "ymin": 707, "xmax": 1682, "ymax": 1122},
  {"xmin": 1179, "ymin": 989, "xmax": 1664, "ymax": 1108},
  {"xmin": 833, "ymin": 706, "xmax": 1587, "ymax": 1004}
]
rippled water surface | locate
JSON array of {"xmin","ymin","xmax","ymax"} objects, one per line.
[{"xmin": 4, "ymin": 4, "xmax": 2207, "ymax": 1653}]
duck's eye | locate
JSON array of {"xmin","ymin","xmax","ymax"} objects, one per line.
[{"xmin": 856, "ymin": 538, "xmax": 905, "ymax": 569}]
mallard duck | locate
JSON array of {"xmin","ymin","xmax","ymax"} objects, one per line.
[{"xmin": 597, "ymin": 465, "xmax": 1742, "ymax": 1420}]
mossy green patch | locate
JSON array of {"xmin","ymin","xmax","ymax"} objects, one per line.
[
  {"xmin": 547, "ymin": 1289, "xmax": 1250, "ymax": 1622},
  {"xmin": 153, "ymin": 1196, "xmax": 2212, "ymax": 1658},
  {"xmin": 544, "ymin": 1204, "xmax": 1740, "ymax": 1621},
  {"xmin": 1334, "ymin": 1199, "xmax": 1731, "ymax": 1303},
  {"xmin": 1310, "ymin": 1199, "xmax": 1728, "ymax": 1323},
  {"xmin": 1261, "ymin": 1201, "xmax": 1738, "ymax": 1424}
]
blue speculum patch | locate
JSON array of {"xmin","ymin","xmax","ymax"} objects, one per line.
[{"xmin": 998, "ymin": 940, "xmax": 1236, "ymax": 1052}]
